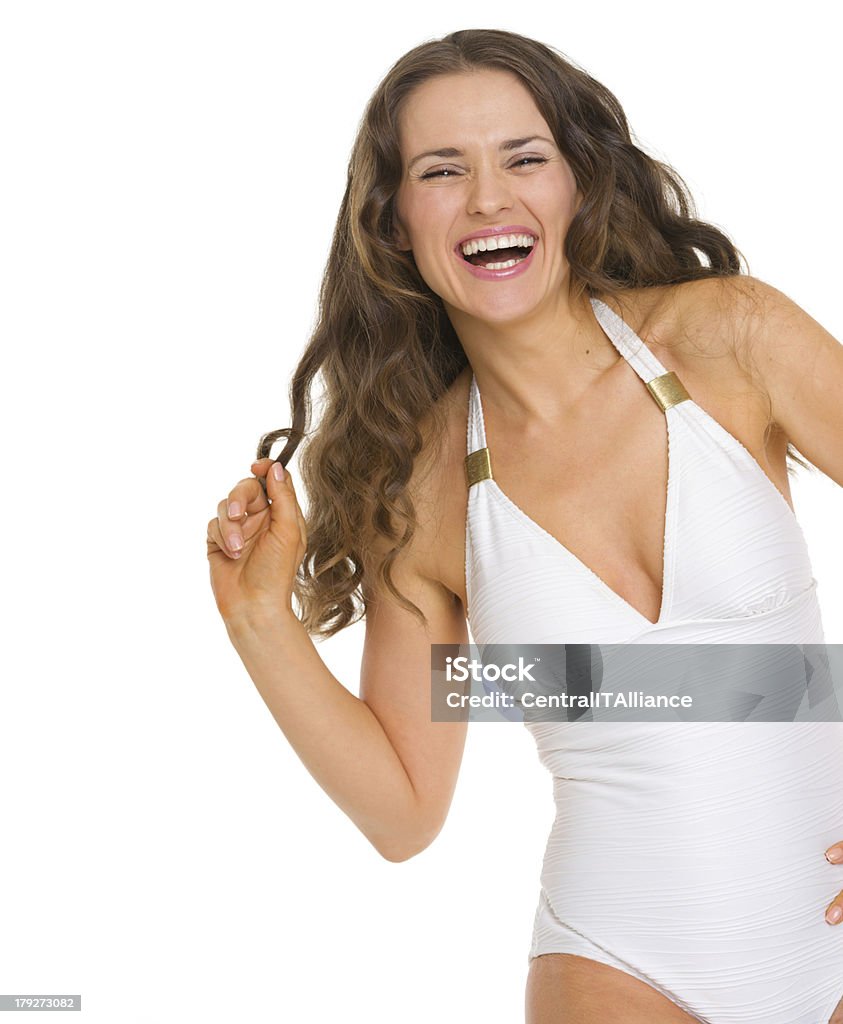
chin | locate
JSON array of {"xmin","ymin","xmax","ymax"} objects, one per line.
[{"xmin": 463, "ymin": 290, "xmax": 551, "ymax": 325}]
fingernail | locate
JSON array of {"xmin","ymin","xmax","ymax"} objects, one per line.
[
  {"xmin": 273, "ymin": 463, "xmax": 285, "ymax": 481},
  {"xmin": 228, "ymin": 501, "xmax": 241, "ymax": 519},
  {"xmin": 827, "ymin": 906, "xmax": 842, "ymax": 924},
  {"xmin": 229, "ymin": 533, "xmax": 242, "ymax": 552},
  {"xmin": 827, "ymin": 848, "xmax": 843, "ymax": 863}
]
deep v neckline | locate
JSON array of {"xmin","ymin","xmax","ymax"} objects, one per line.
[{"xmin": 469, "ymin": 298, "xmax": 677, "ymax": 627}]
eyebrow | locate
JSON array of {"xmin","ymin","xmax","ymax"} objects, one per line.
[{"xmin": 407, "ymin": 135, "xmax": 556, "ymax": 170}]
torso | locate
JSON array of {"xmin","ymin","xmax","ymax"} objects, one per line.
[{"xmin": 418, "ymin": 278, "xmax": 794, "ymax": 622}]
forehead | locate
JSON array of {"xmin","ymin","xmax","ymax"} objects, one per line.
[{"xmin": 397, "ymin": 69, "xmax": 550, "ymax": 149}]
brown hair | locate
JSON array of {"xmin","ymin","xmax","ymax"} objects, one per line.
[{"xmin": 257, "ymin": 28, "xmax": 806, "ymax": 639}]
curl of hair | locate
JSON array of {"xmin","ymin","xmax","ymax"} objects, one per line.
[{"xmin": 257, "ymin": 28, "xmax": 808, "ymax": 639}]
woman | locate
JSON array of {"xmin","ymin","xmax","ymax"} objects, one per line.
[{"xmin": 206, "ymin": 28, "xmax": 843, "ymax": 1023}]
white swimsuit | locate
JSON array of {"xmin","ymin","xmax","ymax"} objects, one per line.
[{"xmin": 464, "ymin": 296, "xmax": 843, "ymax": 1023}]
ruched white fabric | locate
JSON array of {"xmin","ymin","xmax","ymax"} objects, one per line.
[{"xmin": 464, "ymin": 297, "xmax": 843, "ymax": 1024}]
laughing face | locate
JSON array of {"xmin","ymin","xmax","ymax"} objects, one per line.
[{"xmin": 393, "ymin": 68, "xmax": 583, "ymax": 330}]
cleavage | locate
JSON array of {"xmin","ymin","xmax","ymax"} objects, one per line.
[{"xmin": 488, "ymin": 391, "xmax": 669, "ymax": 623}]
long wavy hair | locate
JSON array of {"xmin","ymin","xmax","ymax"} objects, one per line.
[{"xmin": 257, "ymin": 28, "xmax": 808, "ymax": 639}]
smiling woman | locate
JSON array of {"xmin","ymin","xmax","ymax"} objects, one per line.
[
  {"xmin": 206, "ymin": 27, "xmax": 843, "ymax": 1024},
  {"xmin": 392, "ymin": 73, "xmax": 581, "ymax": 310}
]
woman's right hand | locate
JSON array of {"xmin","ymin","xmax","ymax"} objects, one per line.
[{"xmin": 206, "ymin": 457, "xmax": 307, "ymax": 625}]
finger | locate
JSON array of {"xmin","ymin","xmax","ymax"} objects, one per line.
[
  {"xmin": 283, "ymin": 475, "xmax": 308, "ymax": 553},
  {"xmin": 228, "ymin": 475, "xmax": 269, "ymax": 519},
  {"xmin": 251, "ymin": 458, "xmax": 275, "ymax": 498},
  {"xmin": 206, "ymin": 518, "xmax": 240, "ymax": 560},
  {"xmin": 265, "ymin": 460, "xmax": 303, "ymax": 542},
  {"xmin": 218, "ymin": 476, "xmax": 270, "ymax": 553},
  {"xmin": 216, "ymin": 497, "xmax": 243, "ymax": 555},
  {"xmin": 260, "ymin": 462, "xmax": 308, "ymax": 549},
  {"xmin": 254, "ymin": 458, "xmax": 289, "ymax": 499},
  {"xmin": 274, "ymin": 463, "xmax": 304, "ymax": 510},
  {"xmin": 250, "ymin": 458, "xmax": 278, "ymax": 484},
  {"xmin": 252, "ymin": 461, "xmax": 307, "ymax": 551},
  {"xmin": 216, "ymin": 497, "xmax": 247, "ymax": 557}
]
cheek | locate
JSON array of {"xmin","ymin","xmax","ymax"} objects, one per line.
[
  {"xmin": 404, "ymin": 191, "xmax": 456, "ymax": 247},
  {"xmin": 537, "ymin": 171, "xmax": 579, "ymax": 216},
  {"xmin": 394, "ymin": 198, "xmax": 428, "ymax": 252}
]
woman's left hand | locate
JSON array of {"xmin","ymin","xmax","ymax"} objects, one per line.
[{"xmin": 825, "ymin": 843, "xmax": 843, "ymax": 924}]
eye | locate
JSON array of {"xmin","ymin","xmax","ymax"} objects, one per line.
[
  {"xmin": 511, "ymin": 156, "xmax": 547, "ymax": 169},
  {"xmin": 419, "ymin": 167, "xmax": 460, "ymax": 180}
]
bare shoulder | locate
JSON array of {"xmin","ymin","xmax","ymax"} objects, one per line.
[
  {"xmin": 608, "ymin": 275, "xmax": 843, "ymax": 486},
  {"xmin": 696, "ymin": 276, "xmax": 843, "ymax": 484},
  {"xmin": 645, "ymin": 275, "xmax": 836, "ymax": 405},
  {"xmin": 599, "ymin": 278, "xmax": 792, "ymax": 461},
  {"xmin": 609, "ymin": 276, "xmax": 761, "ymax": 358},
  {"xmin": 636, "ymin": 274, "xmax": 805, "ymax": 369},
  {"xmin": 607, "ymin": 277, "xmax": 778, "ymax": 395}
]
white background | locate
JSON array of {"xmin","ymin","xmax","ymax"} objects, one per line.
[{"xmin": 1, "ymin": 2, "xmax": 841, "ymax": 1022}]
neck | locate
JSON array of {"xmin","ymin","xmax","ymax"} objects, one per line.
[{"xmin": 446, "ymin": 287, "xmax": 621, "ymax": 426}]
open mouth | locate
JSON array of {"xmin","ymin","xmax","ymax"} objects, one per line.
[{"xmin": 459, "ymin": 232, "xmax": 536, "ymax": 271}]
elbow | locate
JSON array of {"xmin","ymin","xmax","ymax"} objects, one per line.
[
  {"xmin": 374, "ymin": 834, "xmax": 429, "ymax": 863},
  {"xmin": 377, "ymin": 844, "xmax": 419, "ymax": 864},
  {"xmin": 372, "ymin": 816, "xmax": 443, "ymax": 863}
]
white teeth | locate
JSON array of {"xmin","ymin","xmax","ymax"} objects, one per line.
[
  {"xmin": 476, "ymin": 256, "xmax": 526, "ymax": 271},
  {"xmin": 460, "ymin": 232, "xmax": 536, "ymax": 256}
]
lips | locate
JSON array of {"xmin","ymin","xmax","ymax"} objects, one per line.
[
  {"xmin": 456, "ymin": 239, "xmax": 537, "ymax": 281},
  {"xmin": 452, "ymin": 223, "xmax": 539, "ymax": 286}
]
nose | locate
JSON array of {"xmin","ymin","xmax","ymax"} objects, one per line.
[{"xmin": 465, "ymin": 164, "xmax": 513, "ymax": 218}]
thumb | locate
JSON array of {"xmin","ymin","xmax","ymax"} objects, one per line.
[
  {"xmin": 264, "ymin": 460, "xmax": 299, "ymax": 537},
  {"xmin": 256, "ymin": 458, "xmax": 284, "ymax": 499}
]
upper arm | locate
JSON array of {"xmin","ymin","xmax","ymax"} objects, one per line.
[
  {"xmin": 733, "ymin": 276, "xmax": 843, "ymax": 487},
  {"xmin": 358, "ymin": 526, "xmax": 469, "ymax": 857}
]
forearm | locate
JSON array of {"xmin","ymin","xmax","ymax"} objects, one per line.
[{"xmin": 224, "ymin": 609, "xmax": 421, "ymax": 861}]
